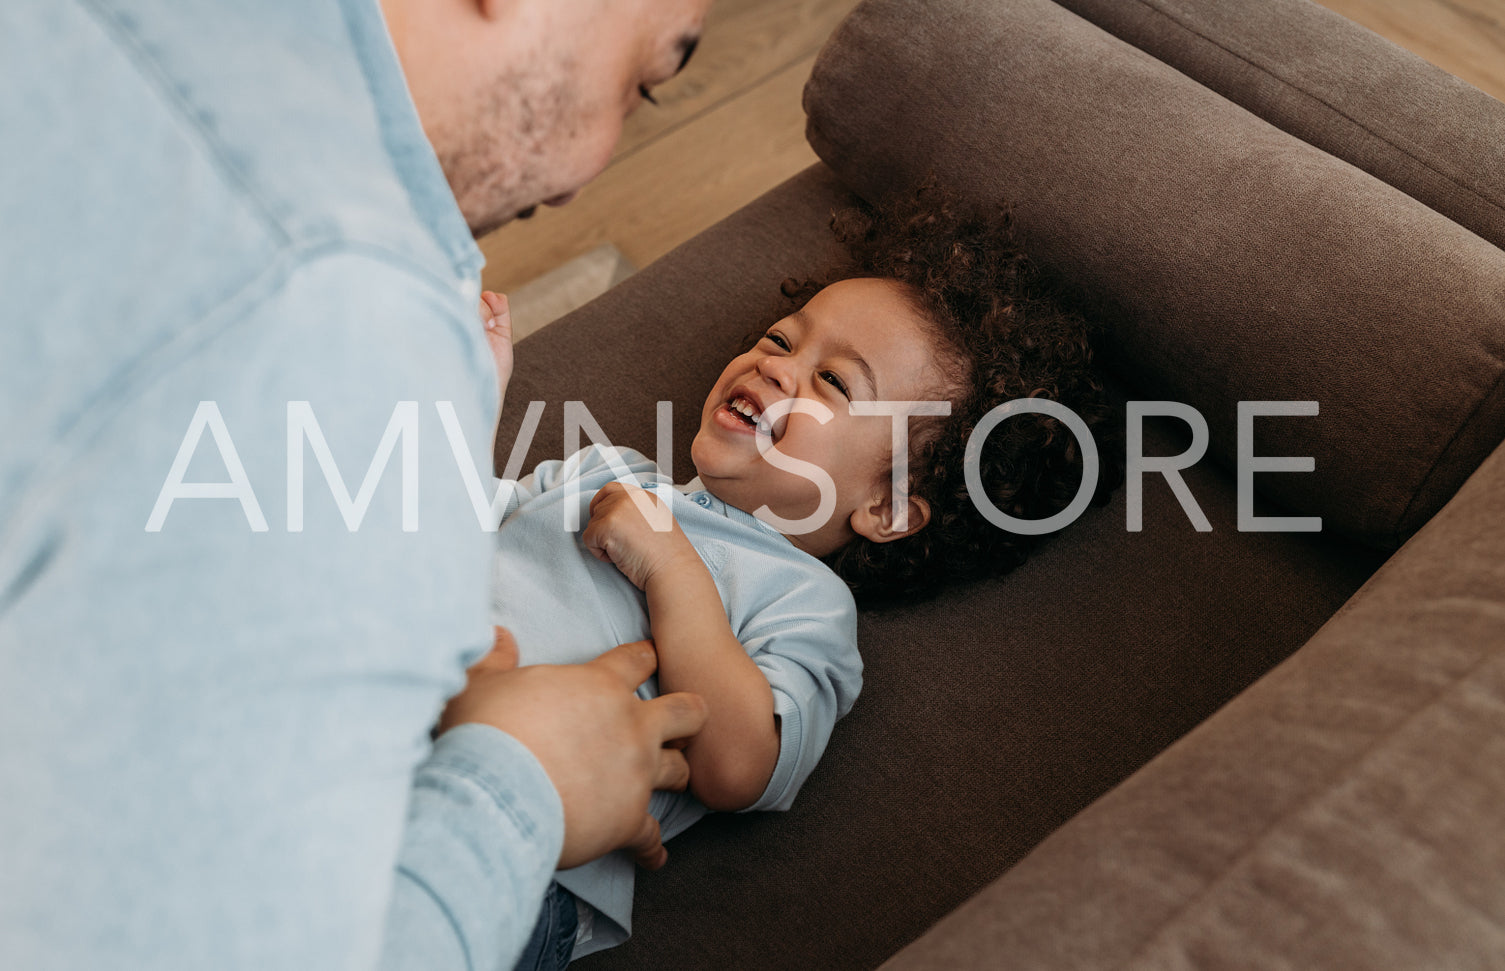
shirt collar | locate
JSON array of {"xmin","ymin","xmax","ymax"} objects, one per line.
[
  {"xmin": 676, "ymin": 479, "xmax": 793, "ymax": 545},
  {"xmin": 342, "ymin": 0, "xmax": 485, "ymax": 283}
]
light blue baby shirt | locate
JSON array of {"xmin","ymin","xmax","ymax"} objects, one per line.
[
  {"xmin": 1, "ymin": 2, "xmax": 562, "ymax": 969},
  {"xmin": 491, "ymin": 445, "xmax": 863, "ymax": 959}
]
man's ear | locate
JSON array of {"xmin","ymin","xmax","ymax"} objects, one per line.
[{"xmin": 850, "ymin": 490, "xmax": 931, "ymax": 544}]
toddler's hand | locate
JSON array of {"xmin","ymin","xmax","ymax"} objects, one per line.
[
  {"xmin": 582, "ymin": 482, "xmax": 694, "ymax": 590},
  {"xmin": 478, "ymin": 290, "xmax": 514, "ymax": 400}
]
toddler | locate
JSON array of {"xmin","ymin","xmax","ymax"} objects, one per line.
[{"xmin": 481, "ymin": 191, "xmax": 1115, "ymax": 967}]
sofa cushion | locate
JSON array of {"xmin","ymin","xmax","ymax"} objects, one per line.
[
  {"xmin": 498, "ymin": 165, "xmax": 1384, "ymax": 970},
  {"xmin": 803, "ymin": 0, "xmax": 1505, "ymax": 548}
]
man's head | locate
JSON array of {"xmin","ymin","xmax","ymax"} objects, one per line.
[{"xmin": 383, "ymin": 0, "xmax": 709, "ymax": 237}]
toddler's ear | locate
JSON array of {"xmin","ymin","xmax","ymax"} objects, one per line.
[{"xmin": 851, "ymin": 491, "xmax": 931, "ymax": 544}]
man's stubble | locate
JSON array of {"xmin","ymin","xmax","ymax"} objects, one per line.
[{"xmin": 439, "ymin": 58, "xmax": 583, "ymax": 239}]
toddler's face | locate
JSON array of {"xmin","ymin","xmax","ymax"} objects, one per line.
[{"xmin": 691, "ymin": 277, "xmax": 945, "ymax": 556}]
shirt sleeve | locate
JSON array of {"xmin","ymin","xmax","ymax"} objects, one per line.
[
  {"xmin": 0, "ymin": 252, "xmax": 560, "ymax": 971},
  {"xmin": 380, "ymin": 726, "xmax": 563, "ymax": 971},
  {"xmin": 738, "ymin": 570, "xmax": 863, "ymax": 813}
]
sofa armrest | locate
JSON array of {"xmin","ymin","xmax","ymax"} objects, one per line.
[{"xmin": 882, "ymin": 439, "xmax": 1505, "ymax": 969}]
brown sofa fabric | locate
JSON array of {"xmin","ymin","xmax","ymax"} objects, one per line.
[
  {"xmin": 803, "ymin": 0, "xmax": 1505, "ymax": 549},
  {"xmin": 1054, "ymin": 0, "xmax": 1505, "ymax": 255},
  {"xmin": 499, "ymin": 166, "xmax": 1385, "ymax": 970},
  {"xmin": 884, "ymin": 437, "xmax": 1505, "ymax": 970}
]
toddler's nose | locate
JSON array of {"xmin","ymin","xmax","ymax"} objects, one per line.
[{"xmin": 754, "ymin": 353, "xmax": 797, "ymax": 392}]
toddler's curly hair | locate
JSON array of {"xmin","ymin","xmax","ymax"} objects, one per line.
[{"xmin": 782, "ymin": 187, "xmax": 1119, "ymax": 603}]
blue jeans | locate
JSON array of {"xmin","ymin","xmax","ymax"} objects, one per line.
[{"xmin": 514, "ymin": 882, "xmax": 579, "ymax": 971}]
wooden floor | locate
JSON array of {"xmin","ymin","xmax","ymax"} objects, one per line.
[
  {"xmin": 1320, "ymin": 0, "xmax": 1505, "ymax": 103},
  {"xmin": 478, "ymin": 0, "xmax": 1505, "ymax": 297}
]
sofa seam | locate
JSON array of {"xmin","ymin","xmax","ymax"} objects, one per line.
[
  {"xmin": 1112, "ymin": 0, "xmax": 1505, "ymax": 222},
  {"xmin": 1395, "ymin": 363, "xmax": 1505, "ymax": 546}
]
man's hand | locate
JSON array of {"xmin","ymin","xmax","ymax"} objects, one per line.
[
  {"xmin": 438, "ymin": 633, "xmax": 707, "ymax": 870},
  {"xmin": 582, "ymin": 482, "xmax": 697, "ymax": 590}
]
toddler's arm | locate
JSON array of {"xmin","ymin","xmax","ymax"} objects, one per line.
[{"xmin": 582, "ymin": 483, "xmax": 779, "ymax": 812}]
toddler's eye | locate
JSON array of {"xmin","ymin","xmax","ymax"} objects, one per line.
[
  {"xmin": 763, "ymin": 332, "xmax": 790, "ymax": 350},
  {"xmin": 821, "ymin": 371, "xmax": 851, "ymax": 399}
]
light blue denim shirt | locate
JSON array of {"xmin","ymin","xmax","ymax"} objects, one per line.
[
  {"xmin": 490, "ymin": 445, "xmax": 863, "ymax": 959},
  {"xmin": 0, "ymin": 2, "xmax": 564, "ymax": 969}
]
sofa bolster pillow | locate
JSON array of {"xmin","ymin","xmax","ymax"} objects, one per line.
[
  {"xmin": 1054, "ymin": 0, "xmax": 1505, "ymax": 255},
  {"xmin": 803, "ymin": 0, "xmax": 1505, "ymax": 547}
]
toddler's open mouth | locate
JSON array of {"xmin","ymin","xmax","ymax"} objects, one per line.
[
  {"xmin": 713, "ymin": 390, "xmax": 779, "ymax": 440},
  {"xmin": 728, "ymin": 395, "xmax": 761, "ymax": 427}
]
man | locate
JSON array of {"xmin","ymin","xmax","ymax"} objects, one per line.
[{"xmin": 0, "ymin": 0, "xmax": 711, "ymax": 968}]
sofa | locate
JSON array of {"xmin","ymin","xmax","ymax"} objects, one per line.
[{"xmin": 494, "ymin": 0, "xmax": 1505, "ymax": 966}]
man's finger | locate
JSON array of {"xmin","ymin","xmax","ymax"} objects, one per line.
[
  {"xmin": 653, "ymin": 747, "xmax": 691, "ymax": 793},
  {"xmin": 590, "ymin": 640, "xmax": 658, "ymax": 688},
  {"xmin": 625, "ymin": 814, "xmax": 667, "ymax": 871},
  {"xmin": 646, "ymin": 690, "xmax": 709, "ymax": 744},
  {"xmin": 468, "ymin": 626, "xmax": 520, "ymax": 673}
]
